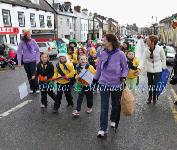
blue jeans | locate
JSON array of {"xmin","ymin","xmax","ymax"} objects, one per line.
[{"xmin": 99, "ymin": 85, "xmax": 122, "ymax": 132}]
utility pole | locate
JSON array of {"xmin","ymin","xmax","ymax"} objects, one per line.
[
  {"xmin": 92, "ymin": 13, "xmax": 97, "ymax": 40},
  {"xmin": 102, "ymin": 17, "xmax": 104, "ymax": 37},
  {"xmin": 93, "ymin": 15, "xmax": 95, "ymax": 40}
]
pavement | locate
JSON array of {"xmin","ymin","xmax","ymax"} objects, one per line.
[{"xmin": 0, "ymin": 65, "xmax": 177, "ymax": 150}]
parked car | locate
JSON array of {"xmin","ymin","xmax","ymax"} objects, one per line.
[
  {"xmin": 128, "ymin": 38, "xmax": 138, "ymax": 45},
  {"xmin": 5, "ymin": 44, "xmax": 17, "ymax": 53},
  {"xmin": 4, "ymin": 44, "xmax": 18, "ymax": 63},
  {"xmin": 37, "ymin": 42, "xmax": 58, "ymax": 58},
  {"xmin": 166, "ymin": 46, "xmax": 176, "ymax": 64}
]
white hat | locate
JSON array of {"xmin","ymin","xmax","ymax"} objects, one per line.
[
  {"xmin": 57, "ymin": 53, "xmax": 67, "ymax": 58},
  {"xmin": 57, "ymin": 53, "xmax": 69, "ymax": 61}
]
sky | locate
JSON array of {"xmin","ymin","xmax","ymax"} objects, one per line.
[{"xmin": 61, "ymin": 0, "xmax": 177, "ymax": 27}]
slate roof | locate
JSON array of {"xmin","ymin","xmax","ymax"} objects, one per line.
[{"xmin": 0, "ymin": 0, "xmax": 55, "ymax": 13}]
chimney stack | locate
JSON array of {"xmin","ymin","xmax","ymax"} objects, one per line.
[
  {"xmin": 64, "ymin": 2, "xmax": 71, "ymax": 6},
  {"xmin": 82, "ymin": 8, "xmax": 88, "ymax": 15},
  {"xmin": 74, "ymin": 5, "xmax": 81, "ymax": 13}
]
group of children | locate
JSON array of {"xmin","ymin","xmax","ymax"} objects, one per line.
[
  {"xmin": 35, "ymin": 40, "xmax": 141, "ymax": 116},
  {"xmin": 36, "ymin": 40, "xmax": 98, "ymax": 116}
]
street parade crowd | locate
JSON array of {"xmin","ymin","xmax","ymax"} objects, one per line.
[{"xmin": 16, "ymin": 28, "xmax": 174, "ymax": 137}]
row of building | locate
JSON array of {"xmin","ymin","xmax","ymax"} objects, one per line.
[
  {"xmin": 0, "ymin": 0, "xmax": 120, "ymax": 45},
  {"xmin": 138, "ymin": 14, "xmax": 177, "ymax": 47},
  {"xmin": 159, "ymin": 14, "xmax": 177, "ymax": 47}
]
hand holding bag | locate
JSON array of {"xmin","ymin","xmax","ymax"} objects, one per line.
[{"xmin": 121, "ymin": 86, "xmax": 135, "ymax": 116}]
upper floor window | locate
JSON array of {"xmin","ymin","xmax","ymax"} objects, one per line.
[
  {"xmin": 47, "ymin": 16, "xmax": 52, "ymax": 28},
  {"xmin": 70, "ymin": 23, "xmax": 72, "ymax": 29},
  {"xmin": 2, "ymin": 9, "xmax": 11, "ymax": 27},
  {"xmin": 66, "ymin": 18, "xmax": 69, "ymax": 26},
  {"xmin": 39, "ymin": 15, "xmax": 45, "ymax": 28},
  {"xmin": 31, "ymin": 0, "xmax": 39, "ymax": 4},
  {"xmin": 18, "ymin": 12, "xmax": 25, "ymax": 27},
  {"xmin": 30, "ymin": 13, "xmax": 36, "ymax": 27}
]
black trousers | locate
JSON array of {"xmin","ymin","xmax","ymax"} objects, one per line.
[
  {"xmin": 76, "ymin": 86, "xmax": 93, "ymax": 111},
  {"xmin": 54, "ymin": 83, "xmax": 73, "ymax": 110},
  {"xmin": 41, "ymin": 90, "xmax": 57, "ymax": 106},
  {"xmin": 24, "ymin": 62, "xmax": 39, "ymax": 92},
  {"xmin": 147, "ymin": 72, "xmax": 161, "ymax": 100}
]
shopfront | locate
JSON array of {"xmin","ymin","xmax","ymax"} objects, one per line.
[
  {"xmin": 31, "ymin": 30, "xmax": 56, "ymax": 39},
  {"xmin": 0, "ymin": 27, "xmax": 19, "ymax": 44}
]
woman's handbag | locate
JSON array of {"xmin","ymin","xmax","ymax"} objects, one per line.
[
  {"xmin": 121, "ymin": 86, "xmax": 135, "ymax": 116},
  {"xmin": 157, "ymin": 69, "xmax": 170, "ymax": 96}
]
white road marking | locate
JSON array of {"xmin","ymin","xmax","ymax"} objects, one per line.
[{"xmin": 0, "ymin": 100, "xmax": 32, "ymax": 119}]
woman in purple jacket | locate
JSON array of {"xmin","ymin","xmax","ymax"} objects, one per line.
[
  {"xmin": 94, "ymin": 34, "xmax": 128, "ymax": 137},
  {"xmin": 17, "ymin": 29, "xmax": 40, "ymax": 94}
]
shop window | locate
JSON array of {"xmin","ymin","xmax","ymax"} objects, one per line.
[
  {"xmin": 18, "ymin": 12, "xmax": 25, "ymax": 27},
  {"xmin": 0, "ymin": 35, "xmax": 7, "ymax": 43},
  {"xmin": 9, "ymin": 35, "xmax": 17, "ymax": 44},
  {"xmin": 2, "ymin": 9, "xmax": 11, "ymax": 27}
]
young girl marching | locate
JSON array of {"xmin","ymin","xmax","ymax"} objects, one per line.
[
  {"xmin": 88, "ymin": 47, "xmax": 98, "ymax": 69},
  {"xmin": 53, "ymin": 53, "xmax": 75, "ymax": 113},
  {"xmin": 67, "ymin": 46, "xmax": 78, "ymax": 66},
  {"xmin": 36, "ymin": 53, "xmax": 57, "ymax": 108},
  {"xmin": 74, "ymin": 47, "xmax": 87, "ymax": 61},
  {"xmin": 126, "ymin": 50, "xmax": 141, "ymax": 93},
  {"xmin": 72, "ymin": 55, "xmax": 96, "ymax": 117}
]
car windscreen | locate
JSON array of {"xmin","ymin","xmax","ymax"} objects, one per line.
[
  {"xmin": 37, "ymin": 43, "xmax": 47, "ymax": 47},
  {"xmin": 48, "ymin": 42, "xmax": 56, "ymax": 48},
  {"xmin": 167, "ymin": 47, "xmax": 175, "ymax": 53},
  {"xmin": 7, "ymin": 44, "xmax": 17, "ymax": 50}
]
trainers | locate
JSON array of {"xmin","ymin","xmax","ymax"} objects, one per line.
[
  {"xmin": 147, "ymin": 98, "xmax": 152, "ymax": 104},
  {"xmin": 86, "ymin": 108, "xmax": 92, "ymax": 114},
  {"xmin": 72, "ymin": 110, "xmax": 80, "ymax": 117},
  {"xmin": 110, "ymin": 122, "xmax": 116, "ymax": 128},
  {"xmin": 36, "ymin": 90, "xmax": 40, "ymax": 94},
  {"xmin": 52, "ymin": 109, "xmax": 58, "ymax": 114},
  {"xmin": 40, "ymin": 104, "xmax": 45, "ymax": 108},
  {"xmin": 29, "ymin": 90, "xmax": 33, "ymax": 94},
  {"xmin": 97, "ymin": 130, "xmax": 106, "ymax": 137}
]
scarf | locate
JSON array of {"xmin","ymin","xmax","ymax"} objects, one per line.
[
  {"xmin": 127, "ymin": 58, "xmax": 137, "ymax": 70},
  {"xmin": 40, "ymin": 62, "xmax": 49, "ymax": 75},
  {"xmin": 59, "ymin": 61, "xmax": 68, "ymax": 71},
  {"xmin": 102, "ymin": 48, "xmax": 119, "ymax": 70},
  {"xmin": 77, "ymin": 63, "xmax": 89, "ymax": 74}
]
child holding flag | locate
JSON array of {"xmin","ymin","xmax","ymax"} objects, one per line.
[{"xmin": 72, "ymin": 55, "xmax": 96, "ymax": 117}]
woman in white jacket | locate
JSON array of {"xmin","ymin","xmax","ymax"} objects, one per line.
[{"xmin": 140, "ymin": 35, "xmax": 166, "ymax": 104}]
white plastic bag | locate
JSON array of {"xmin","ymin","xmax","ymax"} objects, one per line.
[{"xmin": 18, "ymin": 82, "xmax": 28, "ymax": 100}]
